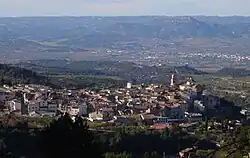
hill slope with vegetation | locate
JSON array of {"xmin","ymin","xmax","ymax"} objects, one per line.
[
  {"xmin": 215, "ymin": 68, "xmax": 250, "ymax": 77},
  {"xmin": 0, "ymin": 63, "xmax": 48, "ymax": 85},
  {"xmin": 19, "ymin": 60, "xmax": 206, "ymax": 86}
]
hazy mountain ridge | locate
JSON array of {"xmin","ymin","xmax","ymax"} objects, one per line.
[{"xmin": 1, "ymin": 16, "xmax": 250, "ymax": 59}]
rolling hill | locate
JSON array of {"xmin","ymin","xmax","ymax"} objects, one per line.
[{"xmin": 19, "ymin": 59, "xmax": 206, "ymax": 85}]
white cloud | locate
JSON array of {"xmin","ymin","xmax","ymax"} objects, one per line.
[{"xmin": 0, "ymin": 0, "xmax": 250, "ymax": 16}]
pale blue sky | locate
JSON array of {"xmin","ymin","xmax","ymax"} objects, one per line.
[{"xmin": 0, "ymin": 0, "xmax": 250, "ymax": 17}]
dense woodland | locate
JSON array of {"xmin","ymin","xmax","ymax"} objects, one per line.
[{"xmin": 0, "ymin": 114, "xmax": 250, "ymax": 158}]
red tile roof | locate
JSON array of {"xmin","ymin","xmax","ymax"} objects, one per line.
[{"xmin": 151, "ymin": 124, "xmax": 168, "ymax": 130}]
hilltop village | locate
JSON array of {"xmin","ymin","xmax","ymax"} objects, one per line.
[{"xmin": 0, "ymin": 74, "xmax": 245, "ymax": 130}]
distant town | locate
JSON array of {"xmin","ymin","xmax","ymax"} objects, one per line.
[{"xmin": 0, "ymin": 72, "xmax": 245, "ymax": 133}]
